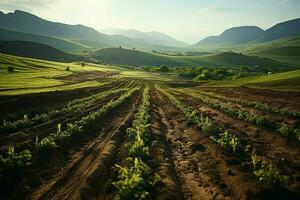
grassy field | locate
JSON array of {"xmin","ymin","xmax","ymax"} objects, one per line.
[
  {"xmin": 241, "ymin": 36, "xmax": 300, "ymax": 66},
  {"xmin": 0, "ymin": 53, "xmax": 176, "ymax": 95},
  {"xmin": 87, "ymin": 47, "xmax": 293, "ymax": 70},
  {"xmin": 0, "ymin": 28, "xmax": 90, "ymax": 53},
  {"xmin": 0, "ymin": 53, "xmax": 119, "ymax": 95},
  {"xmin": 203, "ymin": 69, "xmax": 300, "ymax": 91}
]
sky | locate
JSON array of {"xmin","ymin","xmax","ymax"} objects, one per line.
[{"xmin": 1, "ymin": 0, "xmax": 300, "ymax": 43}]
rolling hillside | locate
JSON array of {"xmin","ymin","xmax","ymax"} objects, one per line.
[
  {"xmin": 0, "ymin": 10, "xmax": 184, "ymax": 50},
  {"xmin": 0, "ymin": 28, "xmax": 89, "ymax": 52},
  {"xmin": 241, "ymin": 36, "xmax": 300, "ymax": 66},
  {"xmin": 204, "ymin": 69, "xmax": 300, "ymax": 91},
  {"xmin": 257, "ymin": 18, "xmax": 300, "ymax": 42},
  {"xmin": 0, "ymin": 41, "xmax": 79, "ymax": 62},
  {"xmin": 0, "ymin": 10, "xmax": 148, "ymax": 50},
  {"xmin": 87, "ymin": 47, "xmax": 293, "ymax": 70}
]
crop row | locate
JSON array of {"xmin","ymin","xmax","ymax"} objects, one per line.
[
  {"xmin": 192, "ymin": 90, "xmax": 300, "ymax": 118},
  {"xmin": 160, "ymin": 87, "xmax": 288, "ymax": 188},
  {"xmin": 0, "ymin": 87, "xmax": 138, "ymax": 183},
  {"xmin": 0, "ymin": 86, "xmax": 128, "ymax": 134},
  {"xmin": 181, "ymin": 90, "xmax": 300, "ymax": 141},
  {"xmin": 113, "ymin": 87, "xmax": 161, "ymax": 199}
]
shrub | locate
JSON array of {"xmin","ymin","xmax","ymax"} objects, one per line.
[
  {"xmin": 159, "ymin": 65, "xmax": 169, "ymax": 72},
  {"xmin": 65, "ymin": 66, "xmax": 70, "ymax": 71}
]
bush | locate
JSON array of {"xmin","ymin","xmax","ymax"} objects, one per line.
[
  {"xmin": 65, "ymin": 66, "xmax": 70, "ymax": 71},
  {"xmin": 159, "ymin": 65, "xmax": 169, "ymax": 72}
]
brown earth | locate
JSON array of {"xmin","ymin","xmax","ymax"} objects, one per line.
[{"xmin": 198, "ymin": 86, "xmax": 300, "ymax": 111}]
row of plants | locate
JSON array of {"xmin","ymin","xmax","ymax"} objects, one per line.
[
  {"xmin": 113, "ymin": 87, "xmax": 161, "ymax": 199},
  {"xmin": 161, "ymin": 88, "xmax": 288, "ymax": 187},
  {"xmin": 193, "ymin": 90, "xmax": 300, "ymax": 118},
  {"xmin": 35, "ymin": 87, "xmax": 138, "ymax": 154},
  {"xmin": 0, "ymin": 87, "xmax": 138, "ymax": 184},
  {"xmin": 182, "ymin": 90, "xmax": 300, "ymax": 141},
  {"xmin": 160, "ymin": 88, "xmax": 242, "ymax": 154},
  {"xmin": 0, "ymin": 87, "xmax": 127, "ymax": 134}
]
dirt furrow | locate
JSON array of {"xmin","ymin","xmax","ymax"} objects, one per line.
[
  {"xmin": 149, "ymin": 90, "xmax": 184, "ymax": 199},
  {"xmin": 154, "ymin": 89, "xmax": 243, "ymax": 200},
  {"xmin": 172, "ymin": 91, "xmax": 300, "ymax": 191},
  {"xmin": 0, "ymin": 90, "xmax": 124, "ymax": 151},
  {"xmin": 31, "ymin": 91, "xmax": 140, "ymax": 200}
]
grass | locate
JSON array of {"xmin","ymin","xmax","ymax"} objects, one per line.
[
  {"xmin": 0, "ymin": 53, "xmax": 119, "ymax": 95},
  {"xmin": 203, "ymin": 69, "xmax": 300, "ymax": 91},
  {"xmin": 241, "ymin": 36, "xmax": 300, "ymax": 66},
  {"xmin": 0, "ymin": 28, "xmax": 90, "ymax": 53},
  {"xmin": 88, "ymin": 47, "xmax": 292, "ymax": 70}
]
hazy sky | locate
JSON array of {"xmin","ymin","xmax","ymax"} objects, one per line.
[{"xmin": 1, "ymin": 0, "xmax": 300, "ymax": 43}]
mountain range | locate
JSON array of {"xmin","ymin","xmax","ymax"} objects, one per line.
[
  {"xmin": 0, "ymin": 10, "xmax": 186, "ymax": 52},
  {"xmin": 193, "ymin": 18, "xmax": 300, "ymax": 49},
  {"xmin": 101, "ymin": 28, "xmax": 188, "ymax": 47},
  {"xmin": 0, "ymin": 10, "xmax": 299, "ymax": 52}
]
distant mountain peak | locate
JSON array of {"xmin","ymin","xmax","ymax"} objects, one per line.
[{"xmin": 101, "ymin": 28, "xmax": 189, "ymax": 47}]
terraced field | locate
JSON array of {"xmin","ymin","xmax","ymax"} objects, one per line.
[{"xmin": 0, "ymin": 77, "xmax": 299, "ymax": 200}]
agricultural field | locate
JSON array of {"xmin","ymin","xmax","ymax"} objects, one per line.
[
  {"xmin": 0, "ymin": 53, "xmax": 299, "ymax": 200},
  {"xmin": 1, "ymin": 3, "xmax": 300, "ymax": 199}
]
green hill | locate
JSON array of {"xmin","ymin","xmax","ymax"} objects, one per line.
[
  {"xmin": 0, "ymin": 41, "xmax": 79, "ymax": 62},
  {"xmin": 0, "ymin": 10, "xmax": 168, "ymax": 50},
  {"xmin": 242, "ymin": 36, "xmax": 300, "ymax": 66},
  {"xmin": 203, "ymin": 69, "xmax": 300, "ymax": 91},
  {"xmin": 193, "ymin": 26, "xmax": 264, "ymax": 49},
  {"xmin": 257, "ymin": 18, "xmax": 300, "ymax": 42},
  {"xmin": 193, "ymin": 18, "xmax": 300, "ymax": 50},
  {"xmin": 0, "ymin": 28, "xmax": 89, "ymax": 52},
  {"xmin": 88, "ymin": 48, "xmax": 293, "ymax": 71}
]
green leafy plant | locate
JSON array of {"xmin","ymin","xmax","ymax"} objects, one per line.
[
  {"xmin": 113, "ymin": 157, "xmax": 160, "ymax": 200},
  {"xmin": 251, "ymin": 150, "xmax": 288, "ymax": 187},
  {"xmin": 35, "ymin": 136, "xmax": 57, "ymax": 153},
  {"xmin": 0, "ymin": 146, "xmax": 31, "ymax": 173},
  {"xmin": 211, "ymin": 130, "xmax": 242, "ymax": 153}
]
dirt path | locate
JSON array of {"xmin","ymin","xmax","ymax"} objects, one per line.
[{"xmin": 31, "ymin": 91, "xmax": 140, "ymax": 200}]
